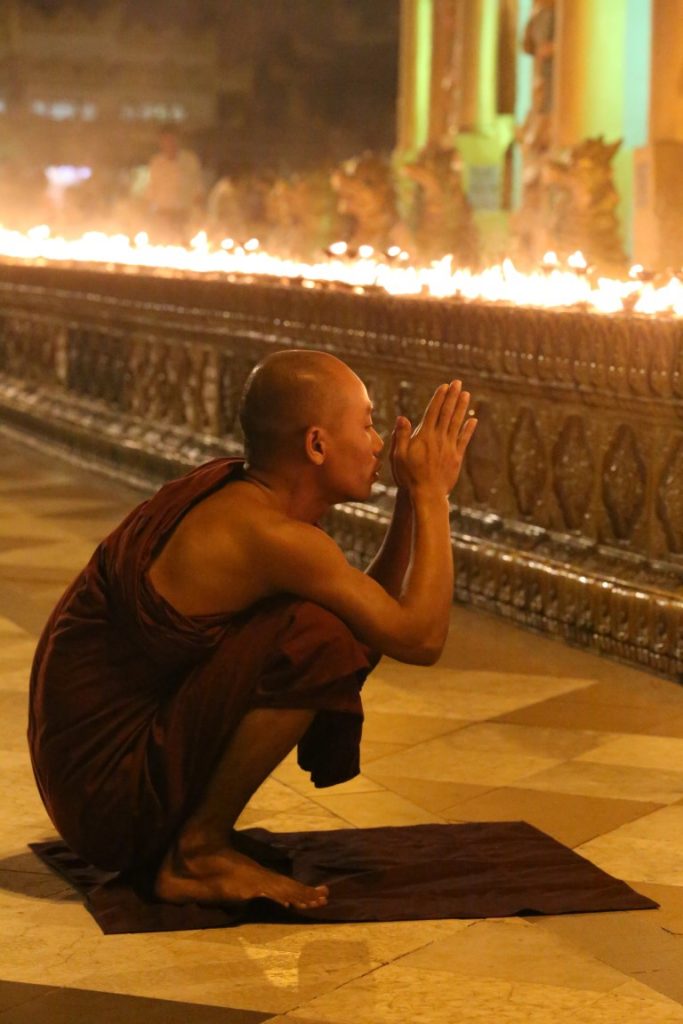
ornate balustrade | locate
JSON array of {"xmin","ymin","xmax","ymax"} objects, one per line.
[{"xmin": 0, "ymin": 260, "xmax": 681, "ymax": 679}]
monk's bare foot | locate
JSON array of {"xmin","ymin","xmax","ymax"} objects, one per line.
[{"xmin": 155, "ymin": 842, "xmax": 329, "ymax": 910}]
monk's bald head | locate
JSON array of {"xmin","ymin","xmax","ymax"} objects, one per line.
[{"xmin": 239, "ymin": 350, "xmax": 364, "ymax": 468}]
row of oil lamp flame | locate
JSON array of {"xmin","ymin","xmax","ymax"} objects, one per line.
[{"xmin": 0, "ymin": 223, "xmax": 682, "ymax": 318}]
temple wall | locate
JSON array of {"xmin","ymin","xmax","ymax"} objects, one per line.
[{"xmin": 0, "ymin": 261, "xmax": 680, "ymax": 679}]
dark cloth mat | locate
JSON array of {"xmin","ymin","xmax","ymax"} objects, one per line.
[{"xmin": 29, "ymin": 821, "xmax": 658, "ymax": 935}]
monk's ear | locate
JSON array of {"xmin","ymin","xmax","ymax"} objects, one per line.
[{"xmin": 305, "ymin": 426, "xmax": 327, "ymax": 465}]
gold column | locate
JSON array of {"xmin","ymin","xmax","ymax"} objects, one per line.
[
  {"xmin": 397, "ymin": 0, "xmax": 419, "ymax": 154},
  {"xmin": 459, "ymin": 0, "xmax": 485, "ymax": 131},
  {"xmin": 633, "ymin": 0, "xmax": 683, "ymax": 267},
  {"xmin": 552, "ymin": 0, "xmax": 590, "ymax": 148},
  {"xmin": 650, "ymin": 0, "xmax": 683, "ymax": 142},
  {"xmin": 396, "ymin": 0, "xmax": 434, "ymax": 157},
  {"xmin": 428, "ymin": 0, "xmax": 462, "ymax": 144}
]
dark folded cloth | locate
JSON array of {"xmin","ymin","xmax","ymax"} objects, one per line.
[{"xmin": 30, "ymin": 820, "xmax": 658, "ymax": 935}]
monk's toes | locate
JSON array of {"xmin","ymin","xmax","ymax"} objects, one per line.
[{"xmin": 294, "ymin": 889, "xmax": 329, "ymax": 909}]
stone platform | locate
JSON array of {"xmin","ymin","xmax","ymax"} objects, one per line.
[{"xmin": 0, "ymin": 260, "xmax": 680, "ymax": 679}]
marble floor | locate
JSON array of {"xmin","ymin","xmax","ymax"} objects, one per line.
[{"xmin": 1, "ymin": 429, "xmax": 683, "ymax": 1023}]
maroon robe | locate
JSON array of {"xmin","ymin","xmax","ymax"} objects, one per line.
[{"xmin": 28, "ymin": 458, "xmax": 376, "ymax": 872}]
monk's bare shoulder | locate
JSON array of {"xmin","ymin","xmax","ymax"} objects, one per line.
[
  {"xmin": 148, "ymin": 480, "xmax": 342, "ymax": 616},
  {"xmin": 148, "ymin": 481, "xmax": 291, "ymax": 614}
]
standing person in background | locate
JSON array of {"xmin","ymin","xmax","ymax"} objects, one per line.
[{"xmin": 145, "ymin": 126, "xmax": 204, "ymax": 243}]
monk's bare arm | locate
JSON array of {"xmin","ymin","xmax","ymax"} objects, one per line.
[
  {"xmin": 260, "ymin": 518, "xmax": 445, "ymax": 664},
  {"xmin": 364, "ymin": 486, "xmax": 412, "ymax": 599},
  {"xmin": 258, "ymin": 382, "xmax": 477, "ymax": 664}
]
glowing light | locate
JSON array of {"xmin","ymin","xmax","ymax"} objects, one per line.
[
  {"xmin": 190, "ymin": 230, "xmax": 208, "ymax": 250},
  {"xmin": 0, "ymin": 223, "xmax": 682, "ymax": 317},
  {"xmin": 567, "ymin": 251, "xmax": 588, "ymax": 271}
]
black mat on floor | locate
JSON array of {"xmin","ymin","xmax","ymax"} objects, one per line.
[{"xmin": 29, "ymin": 821, "xmax": 658, "ymax": 934}]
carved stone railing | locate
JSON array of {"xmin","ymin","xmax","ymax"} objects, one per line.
[{"xmin": 0, "ymin": 260, "xmax": 681, "ymax": 680}]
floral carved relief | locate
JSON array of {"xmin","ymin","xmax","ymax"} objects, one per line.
[
  {"xmin": 508, "ymin": 408, "xmax": 547, "ymax": 517},
  {"xmin": 552, "ymin": 416, "xmax": 594, "ymax": 530},
  {"xmin": 602, "ymin": 425, "xmax": 646, "ymax": 540},
  {"xmin": 656, "ymin": 437, "xmax": 683, "ymax": 553},
  {"xmin": 465, "ymin": 402, "xmax": 502, "ymax": 504}
]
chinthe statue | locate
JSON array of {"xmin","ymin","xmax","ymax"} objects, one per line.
[
  {"xmin": 543, "ymin": 137, "xmax": 627, "ymax": 271},
  {"xmin": 331, "ymin": 152, "xmax": 408, "ymax": 252},
  {"xmin": 402, "ymin": 144, "xmax": 480, "ymax": 267}
]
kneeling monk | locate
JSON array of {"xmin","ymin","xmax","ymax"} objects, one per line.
[{"xmin": 28, "ymin": 350, "xmax": 477, "ymax": 909}]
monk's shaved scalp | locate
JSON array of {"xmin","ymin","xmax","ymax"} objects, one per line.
[{"xmin": 239, "ymin": 350, "xmax": 363, "ymax": 467}]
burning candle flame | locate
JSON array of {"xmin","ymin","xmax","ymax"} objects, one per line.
[{"xmin": 1, "ymin": 223, "xmax": 683, "ymax": 317}]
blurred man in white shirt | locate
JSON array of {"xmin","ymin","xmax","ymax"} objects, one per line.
[{"xmin": 145, "ymin": 127, "xmax": 204, "ymax": 242}]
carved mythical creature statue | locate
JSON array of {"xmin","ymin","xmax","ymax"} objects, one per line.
[
  {"xmin": 543, "ymin": 137, "xmax": 626, "ymax": 270},
  {"xmin": 402, "ymin": 144, "xmax": 480, "ymax": 266},
  {"xmin": 330, "ymin": 152, "xmax": 403, "ymax": 251},
  {"xmin": 206, "ymin": 177, "xmax": 249, "ymax": 242},
  {"xmin": 263, "ymin": 171, "xmax": 339, "ymax": 258}
]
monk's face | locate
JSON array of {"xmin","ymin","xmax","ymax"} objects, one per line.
[{"xmin": 316, "ymin": 372, "xmax": 384, "ymax": 502}]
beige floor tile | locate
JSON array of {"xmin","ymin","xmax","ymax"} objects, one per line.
[
  {"xmin": 496, "ymin": 696, "xmax": 673, "ymax": 734},
  {"xmin": 585, "ymin": 804, "xmax": 683, "ymax": 844},
  {"xmin": 398, "ymin": 917, "xmax": 626, "ymax": 990},
  {"xmin": 531, "ymin": 905, "xmax": 683, "ymax": 1003},
  {"xmin": 310, "ymin": 790, "xmax": 444, "ymax": 827},
  {"xmin": 0, "ymin": 869, "xmax": 72, "ymax": 900},
  {"xmin": 517, "ymin": 760, "xmax": 683, "ymax": 805},
  {"xmin": 293, "ymin": 963, "xmax": 608, "ymax": 1024},
  {"xmin": 239, "ymin": 776, "xmax": 314, "ymax": 817},
  {"xmin": 442, "ymin": 787, "xmax": 663, "ymax": 848},
  {"xmin": 426, "ymin": 721, "xmax": 609, "ymax": 760},
  {"xmin": 260, "ymin": 1011, "xmax": 329, "ymax": 1019},
  {"xmin": 0, "ymin": 668, "xmax": 35, "ymax": 694},
  {"xmin": 2, "ymin": 650, "xmax": 36, "ymax": 672},
  {"xmin": 531, "ymin": 903, "xmax": 670, "ymax": 968},
  {"xmin": 360, "ymin": 710, "xmax": 469, "ymax": 745},
  {"xmin": 194, "ymin": 917, "xmax": 472, "ymax": 967},
  {"xmin": 260, "ymin": 1017, "xmax": 329, "ymax": 1023},
  {"xmin": 358, "ymin": 772, "xmax": 491, "ymax": 812},
  {"xmin": 629, "ymin": 881, "xmax": 683, "ymax": 925},
  {"xmin": 1, "ymin": 919, "xmax": 384, "ymax": 1013},
  {"xmin": 243, "ymin": 801, "xmax": 355, "ymax": 834},
  {"xmin": 0, "ymin": 850, "xmax": 53, "ymax": 875},
  {"xmin": 0, "ymin": 753, "xmax": 56, "ymax": 839},
  {"xmin": 563, "ymin": 679, "xmax": 683, "ymax": 710},
  {"xmin": 71, "ymin": 950, "xmax": 387, "ymax": 1015},
  {"xmin": 554, "ymin": 985, "xmax": 683, "ymax": 1023},
  {"xmin": 577, "ymin": 735, "xmax": 683, "ymax": 772},
  {"xmin": 577, "ymin": 836, "xmax": 683, "ymax": 886},
  {"xmin": 359, "ymin": 734, "xmax": 559, "ymax": 787},
  {"xmin": 358, "ymin": 740, "xmax": 408, "ymax": 763},
  {"xmin": 367, "ymin": 669, "xmax": 595, "ymax": 722},
  {"xmin": 646, "ymin": 715, "xmax": 683, "ymax": 739},
  {"xmin": 0, "ymin": 618, "xmax": 33, "ymax": 639},
  {"xmin": 0, "ymin": 692, "xmax": 32, "ymax": 751},
  {"xmin": 271, "ymin": 759, "xmax": 385, "ymax": 797}
]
